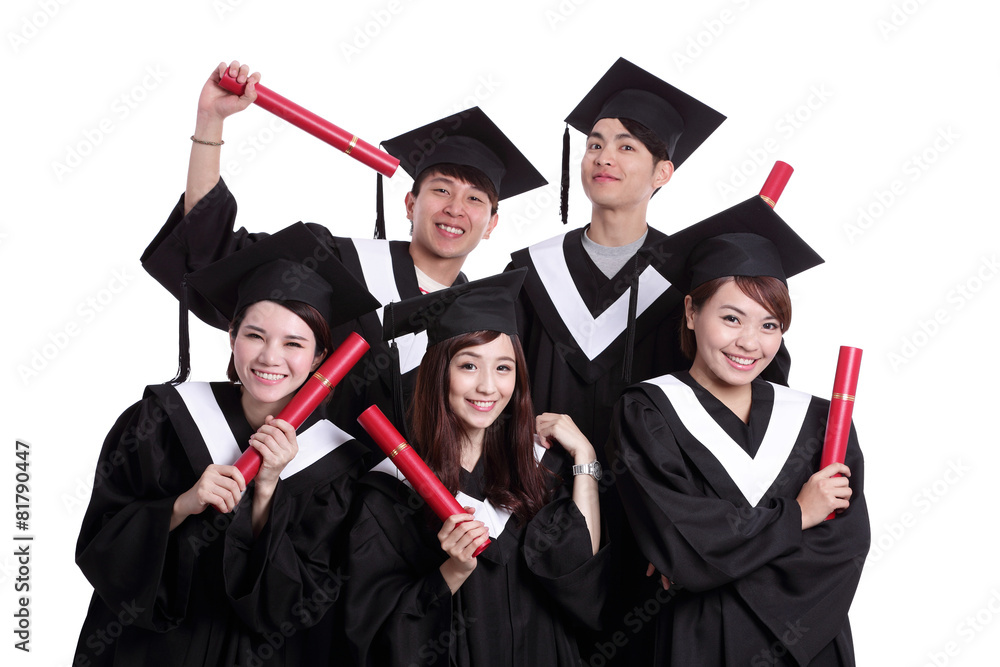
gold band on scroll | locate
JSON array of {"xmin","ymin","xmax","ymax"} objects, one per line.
[
  {"xmin": 345, "ymin": 135, "xmax": 359, "ymax": 155},
  {"xmin": 389, "ymin": 443, "xmax": 409, "ymax": 459},
  {"xmin": 832, "ymin": 393, "xmax": 855, "ymax": 402}
]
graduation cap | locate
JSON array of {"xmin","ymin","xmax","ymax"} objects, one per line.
[
  {"xmin": 383, "ymin": 268, "xmax": 527, "ymax": 347},
  {"xmin": 172, "ymin": 223, "xmax": 381, "ymax": 383},
  {"xmin": 379, "ymin": 269, "xmax": 527, "ymax": 431},
  {"xmin": 643, "ymin": 196, "xmax": 825, "ymax": 295},
  {"xmin": 373, "ymin": 108, "xmax": 547, "ymax": 238},
  {"xmin": 560, "ymin": 57, "xmax": 726, "ymax": 223}
]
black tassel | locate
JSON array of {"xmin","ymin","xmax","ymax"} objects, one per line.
[
  {"xmin": 169, "ymin": 276, "xmax": 192, "ymax": 385},
  {"xmin": 621, "ymin": 256, "xmax": 640, "ymax": 385},
  {"xmin": 386, "ymin": 303, "xmax": 408, "ymax": 439},
  {"xmin": 374, "ymin": 173, "xmax": 387, "ymax": 240},
  {"xmin": 560, "ymin": 124, "xmax": 570, "ymax": 225}
]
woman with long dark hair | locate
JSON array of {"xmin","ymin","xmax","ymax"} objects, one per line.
[
  {"xmin": 73, "ymin": 225, "xmax": 380, "ymax": 666},
  {"xmin": 610, "ymin": 199, "xmax": 870, "ymax": 665},
  {"xmin": 344, "ymin": 270, "xmax": 607, "ymax": 666}
]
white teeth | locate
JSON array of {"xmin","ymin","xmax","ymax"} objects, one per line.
[
  {"xmin": 726, "ymin": 354, "xmax": 755, "ymax": 366},
  {"xmin": 470, "ymin": 400, "xmax": 495, "ymax": 408},
  {"xmin": 437, "ymin": 223, "xmax": 464, "ymax": 235},
  {"xmin": 254, "ymin": 370, "xmax": 286, "ymax": 381}
]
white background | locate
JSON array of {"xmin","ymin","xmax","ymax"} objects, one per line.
[{"xmin": 3, "ymin": 1, "xmax": 998, "ymax": 665}]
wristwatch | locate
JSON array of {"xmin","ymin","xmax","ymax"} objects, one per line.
[{"xmin": 572, "ymin": 460, "xmax": 602, "ymax": 481}]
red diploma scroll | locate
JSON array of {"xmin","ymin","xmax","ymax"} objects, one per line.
[
  {"xmin": 358, "ymin": 405, "xmax": 491, "ymax": 557},
  {"xmin": 234, "ymin": 332, "xmax": 370, "ymax": 482},
  {"xmin": 217, "ymin": 72, "xmax": 399, "ymax": 178},
  {"xmin": 758, "ymin": 161, "xmax": 794, "ymax": 208},
  {"xmin": 819, "ymin": 346, "xmax": 863, "ymax": 520}
]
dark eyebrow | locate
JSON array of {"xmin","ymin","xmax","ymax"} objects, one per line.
[
  {"xmin": 720, "ymin": 305, "xmax": 777, "ymax": 320},
  {"xmin": 426, "ymin": 175, "xmax": 488, "ymax": 196},
  {"xmin": 588, "ymin": 130, "xmax": 635, "ymax": 142},
  {"xmin": 244, "ymin": 324, "xmax": 310, "ymax": 340}
]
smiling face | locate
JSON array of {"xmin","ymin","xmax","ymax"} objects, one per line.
[
  {"xmin": 230, "ymin": 300, "xmax": 324, "ymax": 417},
  {"xmin": 580, "ymin": 117, "xmax": 673, "ymax": 214},
  {"xmin": 685, "ymin": 279, "xmax": 784, "ymax": 393},
  {"xmin": 406, "ymin": 168, "xmax": 499, "ymax": 265},
  {"xmin": 447, "ymin": 334, "xmax": 517, "ymax": 445}
]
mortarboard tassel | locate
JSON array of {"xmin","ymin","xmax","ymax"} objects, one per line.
[
  {"xmin": 374, "ymin": 173, "xmax": 387, "ymax": 240},
  {"xmin": 170, "ymin": 276, "xmax": 192, "ymax": 385},
  {"xmin": 621, "ymin": 256, "xmax": 640, "ymax": 385},
  {"xmin": 386, "ymin": 303, "xmax": 409, "ymax": 439},
  {"xmin": 560, "ymin": 124, "xmax": 570, "ymax": 225}
]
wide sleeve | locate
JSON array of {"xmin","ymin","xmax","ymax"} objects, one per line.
[
  {"xmin": 523, "ymin": 494, "xmax": 610, "ymax": 630},
  {"xmin": 342, "ymin": 484, "xmax": 455, "ymax": 667},
  {"xmin": 733, "ymin": 422, "xmax": 870, "ymax": 666},
  {"xmin": 221, "ymin": 441, "xmax": 370, "ymax": 633},
  {"xmin": 608, "ymin": 388, "xmax": 804, "ymax": 593},
  {"xmin": 75, "ymin": 398, "xmax": 200, "ymax": 632}
]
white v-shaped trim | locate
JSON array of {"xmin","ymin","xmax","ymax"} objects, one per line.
[
  {"xmin": 648, "ymin": 376, "xmax": 811, "ymax": 506},
  {"xmin": 174, "ymin": 383, "xmax": 354, "ymax": 480},
  {"xmin": 352, "ymin": 238, "xmax": 428, "ymax": 375},
  {"xmin": 368, "ymin": 437, "xmax": 549, "ymax": 539},
  {"xmin": 527, "ymin": 234, "xmax": 671, "ymax": 360}
]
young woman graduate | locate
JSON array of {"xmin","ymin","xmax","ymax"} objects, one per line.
[
  {"xmin": 73, "ymin": 223, "xmax": 381, "ymax": 666},
  {"xmin": 342, "ymin": 270, "xmax": 609, "ymax": 666},
  {"xmin": 609, "ymin": 198, "xmax": 871, "ymax": 666}
]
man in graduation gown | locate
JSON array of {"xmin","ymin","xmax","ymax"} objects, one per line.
[
  {"xmin": 142, "ymin": 61, "xmax": 546, "ymax": 445},
  {"xmin": 508, "ymin": 57, "xmax": 789, "ymax": 664},
  {"xmin": 74, "ymin": 225, "xmax": 383, "ymax": 666}
]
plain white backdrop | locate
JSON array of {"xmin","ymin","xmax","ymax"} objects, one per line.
[{"xmin": 3, "ymin": 1, "xmax": 998, "ymax": 664}]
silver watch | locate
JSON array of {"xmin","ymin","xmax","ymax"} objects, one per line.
[{"xmin": 572, "ymin": 460, "xmax": 603, "ymax": 481}]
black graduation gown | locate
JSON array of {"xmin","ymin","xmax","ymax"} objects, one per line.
[
  {"xmin": 73, "ymin": 382, "xmax": 370, "ymax": 666},
  {"xmin": 140, "ymin": 178, "xmax": 467, "ymax": 444},
  {"xmin": 342, "ymin": 445, "xmax": 609, "ymax": 667},
  {"xmin": 508, "ymin": 227, "xmax": 793, "ymax": 664},
  {"xmin": 610, "ymin": 372, "xmax": 870, "ymax": 666}
]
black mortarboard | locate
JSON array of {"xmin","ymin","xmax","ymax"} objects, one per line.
[
  {"xmin": 383, "ymin": 269, "xmax": 527, "ymax": 348},
  {"xmin": 643, "ymin": 196, "xmax": 824, "ymax": 294},
  {"xmin": 560, "ymin": 58, "xmax": 726, "ymax": 223},
  {"xmin": 186, "ymin": 223, "xmax": 380, "ymax": 326},
  {"xmin": 373, "ymin": 108, "xmax": 547, "ymax": 239},
  {"xmin": 171, "ymin": 223, "xmax": 381, "ymax": 383}
]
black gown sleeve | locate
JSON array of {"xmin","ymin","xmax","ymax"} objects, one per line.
[
  {"xmin": 222, "ymin": 441, "xmax": 370, "ymax": 634},
  {"xmin": 140, "ymin": 178, "xmax": 337, "ymax": 330},
  {"xmin": 343, "ymin": 482, "xmax": 454, "ymax": 667},
  {"xmin": 522, "ymin": 494, "xmax": 610, "ymax": 630},
  {"xmin": 609, "ymin": 389, "xmax": 804, "ymax": 593},
  {"xmin": 75, "ymin": 398, "xmax": 200, "ymax": 632}
]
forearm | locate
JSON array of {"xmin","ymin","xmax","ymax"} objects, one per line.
[
  {"xmin": 184, "ymin": 111, "xmax": 225, "ymax": 215},
  {"xmin": 571, "ymin": 450, "xmax": 600, "ymax": 555},
  {"xmin": 250, "ymin": 482, "xmax": 276, "ymax": 538}
]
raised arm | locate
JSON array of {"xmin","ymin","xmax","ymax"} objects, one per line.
[{"xmin": 184, "ymin": 61, "xmax": 259, "ymax": 214}]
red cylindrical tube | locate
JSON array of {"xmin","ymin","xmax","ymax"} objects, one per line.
[
  {"xmin": 819, "ymin": 346, "xmax": 863, "ymax": 520},
  {"xmin": 758, "ymin": 161, "xmax": 793, "ymax": 208},
  {"xmin": 217, "ymin": 72, "xmax": 399, "ymax": 178},
  {"xmin": 358, "ymin": 405, "xmax": 491, "ymax": 556},
  {"xmin": 234, "ymin": 332, "xmax": 370, "ymax": 481}
]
